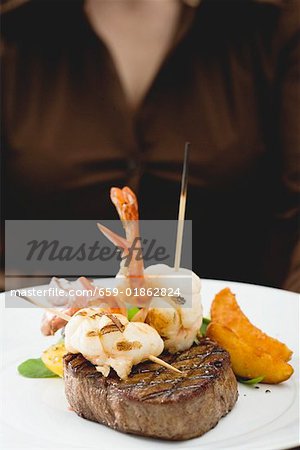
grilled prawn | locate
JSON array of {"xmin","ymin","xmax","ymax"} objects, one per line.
[
  {"xmin": 98, "ymin": 187, "xmax": 203, "ymax": 353},
  {"xmin": 64, "ymin": 307, "xmax": 164, "ymax": 379}
]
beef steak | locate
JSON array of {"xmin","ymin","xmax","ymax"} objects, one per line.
[{"xmin": 64, "ymin": 338, "xmax": 238, "ymax": 440}]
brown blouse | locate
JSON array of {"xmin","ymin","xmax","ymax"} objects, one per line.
[{"xmin": 1, "ymin": 0, "xmax": 300, "ymax": 291}]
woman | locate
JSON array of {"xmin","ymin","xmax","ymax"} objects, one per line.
[{"xmin": 1, "ymin": 0, "xmax": 300, "ymax": 291}]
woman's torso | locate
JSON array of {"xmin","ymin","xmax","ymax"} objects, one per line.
[{"xmin": 1, "ymin": 0, "xmax": 286, "ymax": 284}]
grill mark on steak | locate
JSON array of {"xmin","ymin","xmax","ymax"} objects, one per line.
[
  {"xmin": 65, "ymin": 340, "xmax": 231, "ymax": 397},
  {"xmin": 64, "ymin": 338, "xmax": 238, "ymax": 440},
  {"xmin": 133, "ymin": 347, "xmax": 228, "ymax": 401}
]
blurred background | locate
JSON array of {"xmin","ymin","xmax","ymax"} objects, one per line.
[{"xmin": 1, "ymin": 0, "xmax": 300, "ymax": 291}]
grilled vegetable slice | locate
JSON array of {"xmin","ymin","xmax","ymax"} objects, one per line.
[{"xmin": 41, "ymin": 342, "xmax": 67, "ymax": 377}]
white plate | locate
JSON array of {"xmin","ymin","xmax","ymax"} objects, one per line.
[{"xmin": 1, "ymin": 279, "xmax": 299, "ymax": 450}]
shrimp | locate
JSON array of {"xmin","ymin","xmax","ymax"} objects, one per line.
[
  {"xmin": 43, "ymin": 185, "xmax": 203, "ymax": 354},
  {"xmin": 98, "ymin": 187, "xmax": 203, "ymax": 352},
  {"xmin": 64, "ymin": 307, "xmax": 164, "ymax": 379},
  {"xmin": 110, "ymin": 187, "xmax": 144, "ymax": 287},
  {"xmin": 41, "ymin": 276, "xmax": 126, "ymax": 336},
  {"xmin": 98, "ymin": 187, "xmax": 150, "ymax": 309},
  {"xmin": 133, "ymin": 264, "xmax": 203, "ymax": 353}
]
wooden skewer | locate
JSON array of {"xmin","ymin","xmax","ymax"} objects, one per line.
[
  {"xmin": 16, "ymin": 294, "xmax": 72, "ymax": 322},
  {"xmin": 174, "ymin": 142, "xmax": 190, "ymax": 271},
  {"xmin": 148, "ymin": 355, "xmax": 182, "ymax": 374},
  {"xmin": 16, "ymin": 294, "xmax": 182, "ymax": 375}
]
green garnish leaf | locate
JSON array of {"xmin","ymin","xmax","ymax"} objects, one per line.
[
  {"xmin": 237, "ymin": 376, "xmax": 264, "ymax": 385},
  {"xmin": 200, "ymin": 317, "xmax": 211, "ymax": 336},
  {"xmin": 127, "ymin": 307, "xmax": 140, "ymax": 321},
  {"xmin": 18, "ymin": 358, "xmax": 58, "ymax": 378}
]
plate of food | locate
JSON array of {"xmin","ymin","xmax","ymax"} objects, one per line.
[{"xmin": 1, "ymin": 186, "xmax": 299, "ymax": 450}]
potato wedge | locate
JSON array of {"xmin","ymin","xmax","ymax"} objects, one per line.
[
  {"xmin": 211, "ymin": 288, "xmax": 292, "ymax": 361},
  {"xmin": 41, "ymin": 342, "xmax": 66, "ymax": 377},
  {"xmin": 206, "ymin": 322, "xmax": 293, "ymax": 384}
]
